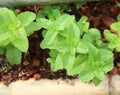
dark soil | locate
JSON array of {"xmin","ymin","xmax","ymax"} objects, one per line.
[{"xmin": 0, "ymin": 0, "xmax": 120, "ymax": 85}]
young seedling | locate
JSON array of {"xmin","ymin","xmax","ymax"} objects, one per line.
[
  {"xmin": 37, "ymin": 6, "xmax": 114, "ymax": 86},
  {"xmin": 0, "ymin": 7, "xmax": 41, "ymax": 64}
]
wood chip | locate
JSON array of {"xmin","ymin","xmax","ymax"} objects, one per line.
[
  {"xmin": 33, "ymin": 59, "xmax": 40, "ymax": 67},
  {"xmin": 34, "ymin": 74, "xmax": 41, "ymax": 80}
]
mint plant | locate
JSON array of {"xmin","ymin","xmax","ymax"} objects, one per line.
[
  {"xmin": 0, "ymin": 7, "xmax": 41, "ymax": 64},
  {"xmin": 104, "ymin": 22, "xmax": 120, "ymax": 52},
  {"xmin": 37, "ymin": 6, "xmax": 114, "ymax": 86}
]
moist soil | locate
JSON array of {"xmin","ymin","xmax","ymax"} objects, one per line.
[{"xmin": 0, "ymin": 0, "xmax": 120, "ymax": 85}]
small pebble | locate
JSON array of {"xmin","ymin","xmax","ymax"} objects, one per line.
[
  {"xmin": 23, "ymin": 60, "xmax": 30, "ymax": 66},
  {"xmin": 34, "ymin": 74, "xmax": 41, "ymax": 80},
  {"xmin": 21, "ymin": 76, "xmax": 28, "ymax": 81},
  {"xmin": 33, "ymin": 59, "xmax": 40, "ymax": 67}
]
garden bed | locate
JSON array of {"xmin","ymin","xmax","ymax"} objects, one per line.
[{"xmin": 0, "ymin": 0, "xmax": 120, "ymax": 93}]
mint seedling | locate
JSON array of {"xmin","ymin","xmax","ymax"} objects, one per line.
[
  {"xmin": 104, "ymin": 22, "xmax": 120, "ymax": 52},
  {"xmin": 0, "ymin": 7, "xmax": 41, "ymax": 64},
  {"xmin": 37, "ymin": 6, "xmax": 114, "ymax": 86}
]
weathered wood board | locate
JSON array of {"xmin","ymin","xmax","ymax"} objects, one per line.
[{"xmin": 0, "ymin": 77, "xmax": 109, "ymax": 95}]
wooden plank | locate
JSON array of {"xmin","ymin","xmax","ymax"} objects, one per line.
[
  {"xmin": 109, "ymin": 75, "xmax": 120, "ymax": 95},
  {"xmin": 0, "ymin": 0, "xmax": 100, "ymax": 7},
  {"xmin": 0, "ymin": 77, "xmax": 109, "ymax": 95}
]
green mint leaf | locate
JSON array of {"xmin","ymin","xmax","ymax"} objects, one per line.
[
  {"xmin": 0, "ymin": 23, "xmax": 8, "ymax": 32},
  {"xmin": 87, "ymin": 28, "xmax": 101, "ymax": 41},
  {"xmin": 47, "ymin": 50, "xmax": 63, "ymax": 71},
  {"xmin": 117, "ymin": 14, "xmax": 120, "ymax": 21},
  {"xmin": 102, "ymin": 63, "xmax": 114, "ymax": 73},
  {"xmin": 59, "ymin": 23, "xmax": 80, "ymax": 48},
  {"xmin": 0, "ymin": 7, "xmax": 18, "ymax": 25},
  {"xmin": 67, "ymin": 23, "xmax": 80, "ymax": 40},
  {"xmin": 76, "ymin": 42, "xmax": 89, "ymax": 53},
  {"xmin": 82, "ymin": 28, "xmax": 103, "ymax": 48},
  {"xmin": 60, "ymin": 23, "xmax": 80, "ymax": 38},
  {"xmin": 62, "ymin": 53, "xmax": 75, "ymax": 72},
  {"xmin": 78, "ymin": 65, "xmax": 95, "ymax": 82},
  {"xmin": 37, "ymin": 18, "xmax": 55, "ymax": 30},
  {"xmin": 0, "ymin": 32, "xmax": 10, "ymax": 46},
  {"xmin": 49, "ymin": 39, "xmax": 68, "ymax": 53},
  {"xmin": 94, "ymin": 71, "xmax": 105, "ymax": 80},
  {"xmin": 88, "ymin": 43, "xmax": 99, "ymax": 57},
  {"xmin": 47, "ymin": 58, "xmax": 55, "ymax": 70},
  {"xmin": 36, "ymin": 11, "xmax": 46, "ymax": 19},
  {"xmin": 11, "ymin": 28, "xmax": 28, "ymax": 52},
  {"xmin": 95, "ymin": 40, "xmax": 106, "ymax": 48},
  {"xmin": 82, "ymin": 33, "xmax": 92, "ymax": 42},
  {"xmin": 56, "ymin": 14, "xmax": 75, "ymax": 30},
  {"xmin": 77, "ymin": 16, "xmax": 89, "ymax": 33},
  {"xmin": 54, "ymin": 54, "xmax": 63, "ymax": 71},
  {"xmin": 51, "ymin": 9, "xmax": 61, "ymax": 20},
  {"xmin": 68, "ymin": 55, "xmax": 87, "ymax": 75},
  {"xmin": 104, "ymin": 30, "xmax": 117, "ymax": 42},
  {"xmin": 104, "ymin": 30, "xmax": 120, "ymax": 51},
  {"xmin": 43, "ymin": 5, "xmax": 61, "ymax": 20},
  {"xmin": 40, "ymin": 30, "xmax": 58, "ymax": 49},
  {"xmin": 42, "ymin": 30, "xmax": 47, "ymax": 38},
  {"xmin": 93, "ymin": 77, "xmax": 102, "ymax": 86},
  {"xmin": 79, "ymin": 16, "xmax": 88, "ymax": 23},
  {"xmin": 100, "ymin": 49, "xmax": 114, "ymax": 73},
  {"xmin": 83, "ymin": 22, "xmax": 89, "ymax": 32},
  {"xmin": 17, "ymin": 11, "xmax": 36, "ymax": 27},
  {"xmin": 49, "ymin": 49, "xmax": 58, "ymax": 58},
  {"xmin": 6, "ymin": 45, "xmax": 22, "ymax": 64},
  {"xmin": 111, "ymin": 22, "xmax": 120, "ymax": 34},
  {"xmin": 25, "ymin": 22, "xmax": 42, "ymax": 36}
]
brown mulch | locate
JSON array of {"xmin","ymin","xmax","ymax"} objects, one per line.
[{"xmin": 0, "ymin": 0, "xmax": 120, "ymax": 85}]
